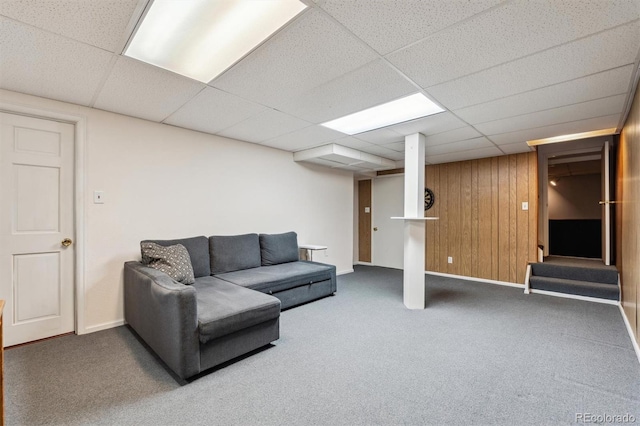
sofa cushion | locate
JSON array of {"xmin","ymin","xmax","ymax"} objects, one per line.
[
  {"xmin": 143, "ymin": 236, "xmax": 211, "ymax": 278},
  {"xmin": 216, "ymin": 261, "xmax": 334, "ymax": 294},
  {"xmin": 192, "ymin": 277, "xmax": 280, "ymax": 344},
  {"xmin": 140, "ymin": 242, "xmax": 195, "ymax": 285},
  {"xmin": 259, "ymin": 232, "xmax": 299, "ymax": 266},
  {"xmin": 209, "ymin": 234, "xmax": 261, "ymax": 274}
]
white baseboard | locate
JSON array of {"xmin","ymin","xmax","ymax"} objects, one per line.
[
  {"xmin": 425, "ymin": 271, "xmax": 524, "ymax": 289},
  {"xmin": 354, "ymin": 261, "xmax": 373, "ymax": 266},
  {"xmin": 337, "ymin": 269, "xmax": 354, "ymax": 276},
  {"xmin": 529, "ymin": 289, "xmax": 620, "ymax": 305},
  {"xmin": 80, "ymin": 319, "xmax": 125, "ymax": 335},
  {"xmin": 619, "ymin": 304, "xmax": 640, "ymax": 366}
]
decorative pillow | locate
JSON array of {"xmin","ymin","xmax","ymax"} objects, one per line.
[
  {"xmin": 140, "ymin": 242, "xmax": 195, "ymax": 285},
  {"xmin": 143, "ymin": 236, "xmax": 210, "ymax": 278},
  {"xmin": 259, "ymin": 232, "xmax": 299, "ymax": 266}
]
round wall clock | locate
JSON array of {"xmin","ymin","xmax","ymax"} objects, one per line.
[{"xmin": 425, "ymin": 188, "xmax": 435, "ymax": 211}]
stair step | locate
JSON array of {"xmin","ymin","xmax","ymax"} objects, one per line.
[
  {"xmin": 529, "ymin": 276, "xmax": 619, "ymax": 300},
  {"xmin": 530, "ymin": 263, "xmax": 618, "ymax": 285}
]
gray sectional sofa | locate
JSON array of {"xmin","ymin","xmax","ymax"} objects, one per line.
[{"xmin": 124, "ymin": 232, "xmax": 336, "ymax": 379}]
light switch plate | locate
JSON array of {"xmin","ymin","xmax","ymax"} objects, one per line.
[
  {"xmin": 365, "ymin": 207, "xmax": 370, "ymax": 213},
  {"xmin": 94, "ymin": 190, "xmax": 105, "ymax": 204},
  {"xmin": 522, "ymin": 202, "xmax": 529, "ymax": 211},
  {"xmin": 447, "ymin": 256, "xmax": 453, "ymax": 264}
]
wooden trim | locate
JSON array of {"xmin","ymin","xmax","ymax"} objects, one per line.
[{"xmin": 358, "ymin": 180, "xmax": 372, "ymax": 263}]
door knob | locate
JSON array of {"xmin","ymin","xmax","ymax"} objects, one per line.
[
  {"xmin": 61, "ymin": 238, "xmax": 73, "ymax": 247},
  {"xmin": 373, "ymin": 227, "xmax": 378, "ymax": 231}
]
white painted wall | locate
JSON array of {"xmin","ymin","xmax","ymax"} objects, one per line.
[{"xmin": 0, "ymin": 89, "xmax": 354, "ymax": 333}]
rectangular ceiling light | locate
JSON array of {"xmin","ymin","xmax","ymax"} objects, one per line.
[
  {"xmin": 124, "ymin": 0, "xmax": 307, "ymax": 83},
  {"xmin": 320, "ymin": 93, "xmax": 445, "ymax": 135},
  {"xmin": 527, "ymin": 128, "xmax": 617, "ymax": 146}
]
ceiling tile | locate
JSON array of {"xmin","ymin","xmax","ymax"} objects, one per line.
[
  {"xmin": 427, "ymin": 146, "xmax": 503, "ymax": 164},
  {"xmin": 475, "ymin": 94, "xmax": 627, "ymax": 135},
  {"xmin": 212, "ymin": 9, "xmax": 377, "ymax": 109},
  {"xmin": 454, "ymin": 65, "xmax": 634, "ymax": 124},
  {"xmin": 359, "ymin": 144, "xmax": 399, "ymax": 160},
  {"xmin": 382, "ymin": 141, "xmax": 405, "ymax": 152},
  {"xmin": 353, "ymin": 127, "xmax": 403, "ymax": 145},
  {"xmin": 381, "ymin": 151, "xmax": 406, "ymax": 161},
  {"xmin": 489, "ymin": 114, "xmax": 621, "ymax": 145},
  {"xmin": 260, "ymin": 124, "xmax": 344, "ymax": 151},
  {"xmin": 218, "ymin": 108, "xmax": 310, "ymax": 144},
  {"xmin": 425, "ymin": 137, "xmax": 494, "ymax": 156},
  {"xmin": 424, "ymin": 126, "xmax": 482, "ymax": 147},
  {"xmin": 2, "ymin": 1, "xmax": 638, "ymax": 167},
  {"xmin": 0, "ymin": 17, "xmax": 114, "ymax": 106},
  {"xmin": 426, "ymin": 20, "xmax": 640, "ymax": 109},
  {"xmin": 333, "ymin": 137, "xmax": 377, "ymax": 151},
  {"xmin": 387, "ymin": 0, "xmax": 640, "ymax": 88},
  {"xmin": 387, "ymin": 112, "xmax": 467, "ymax": 136},
  {"xmin": 94, "ymin": 57, "xmax": 205, "ymax": 122},
  {"xmin": 164, "ymin": 87, "xmax": 267, "ymax": 134},
  {"xmin": 0, "ymin": 0, "xmax": 140, "ymax": 52},
  {"xmin": 276, "ymin": 59, "xmax": 417, "ymax": 123},
  {"xmin": 499, "ymin": 142, "xmax": 534, "ymax": 155},
  {"xmin": 319, "ymin": 0, "xmax": 504, "ymax": 55}
]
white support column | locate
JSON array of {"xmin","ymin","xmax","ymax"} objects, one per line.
[{"xmin": 403, "ymin": 133, "xmax": 426, "ymax": 309}]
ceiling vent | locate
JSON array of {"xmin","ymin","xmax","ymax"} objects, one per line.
[{"xmin": 294, "ymin": 144, "xmax": 396, "ymax": 172}]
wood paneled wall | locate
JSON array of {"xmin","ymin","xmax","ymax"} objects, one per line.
[
  {"xmin": 617, "ymin": 81, "xmax": 640, "ymax": 345},
  {"xmin": 425, "ymin": 152, "xmax": 538, "ymax": 283}
]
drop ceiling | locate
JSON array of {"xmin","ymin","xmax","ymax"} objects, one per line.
[{"xmin": 1, "ymin": 0, "xmax": 639, "ymax": 170}]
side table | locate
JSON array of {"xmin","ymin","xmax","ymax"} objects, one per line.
[{"xmin": 299, "ymin": 244, "xmax": 327, "ymax": 262}]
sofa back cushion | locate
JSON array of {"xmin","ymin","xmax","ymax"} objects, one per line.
[
  {"xmin": 259, "ymin": 232, "xmax": 299, "ymax": 266},
  {"xmin": 142, "ymin": 236, "xmax": 211, "ymax": 278},
  {"xmin": 209, "ymin": 234, "xmax": 261, "ymax": 274}
]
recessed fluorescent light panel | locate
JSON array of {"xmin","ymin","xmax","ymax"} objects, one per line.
[
  {"xmin": 124, "ymin": 0, "xmax": 307, "ymax": 83},
  {"xmin": 527, "ymin": 128, "xmax": 617, "ymax": 146},
  {"xmin": 320, "ymin": 93, "xmax": 445, "ymax": 135}
]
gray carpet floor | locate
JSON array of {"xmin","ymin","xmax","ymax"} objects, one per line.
[
  {"xmin": 5, "ymin": 266, "xmax": 640, "ymax": 425},
  {"xmin": 543, "ymin": 255, "xmax": 618, "ymax": 271}
]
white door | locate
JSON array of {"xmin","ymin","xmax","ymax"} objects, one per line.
[
  {"xmin": 372, "ymin": 175, "xmax": 404, "ymax": 269},
  {"xmin": 0, "ymin": 112, "xmax": 75, "ymax": 347},
  {"xmin": 601, "ymin": 141, "xmax": 611, "ymax": 265}
]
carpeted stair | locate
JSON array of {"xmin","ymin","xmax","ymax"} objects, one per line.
[{"xmin": 529, "ymin": 261, "xmax": 619, "ymax": 301}]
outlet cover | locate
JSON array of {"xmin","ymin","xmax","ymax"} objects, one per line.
[
  {"xmin": 447, "ymin": 256, "xmax": 453, "ymax": 264},
  {"xmin": 522, "ymin": 202, "xmax": 529, "ymax": 211}
]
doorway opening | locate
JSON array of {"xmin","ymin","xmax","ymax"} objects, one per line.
[
  {"xmin": 547, "ymin": 154, "xmax": 602, "ymax": 258},
  {"xmin": 538, "ymin": 136, "xmax": 614, "ymax": 266}
]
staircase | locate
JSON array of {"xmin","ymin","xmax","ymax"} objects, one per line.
[{"xmin": 528, "ymin": 257, "xmax": 619, "ymax": 301}]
